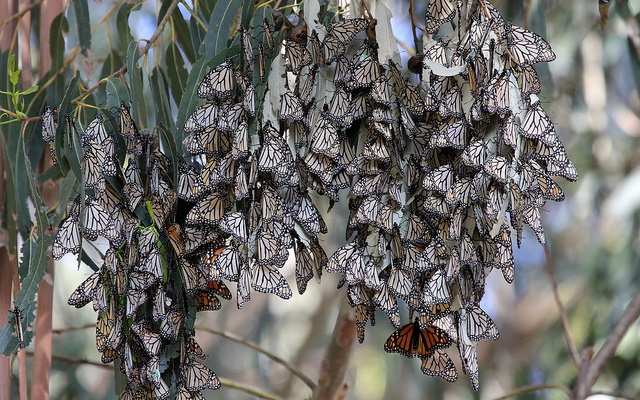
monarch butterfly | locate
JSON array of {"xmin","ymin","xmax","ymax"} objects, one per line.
[
  {"xmin": 293, "ymin": 194, "xmax": 327, "ymax": 237},
  {"xmin": 373, "ymin": 282, "xmax": 401, "ymax": 328},
  {"xmin": 502, "ymin": 22, "xmax": 556, "ymax": 65},
  {"xmin": 131, "ymin": 321, "xmax": 162, "ymax": 356},
  {"xmin": 384, "ymin": 318, "xmax": 451, "ymax": 358},
  {"xmin": 217, "ymin": 102, "xmax": 245, "ymax": 133},
  {"xmin": 322, "ymin": 18, "xmax": 369, "ymax": 63},
  {"xmin": 185, "ymin": 192, "xmax": 229, "ymax": 226},
  {"xmin": 309, "ymin": 114, "xmax": 340, "ymax": 159},
  {"xmin": 258, "ymin": 121, "xmax": 295, "ymax": 174},
  {"xmin": 484, "ymin": 155, "xmax": 510, "ymax": 183},
  {"xmin": 422, "ymin": 268, "xmax": 451, "ymax": 306},
  {"xmin": 421, "ymin": 348, "xmax": 458, "ymax": 382},
  {"xmin": 296, "ymin": 68, "xmax": 316, "ymax": 106},
  {"xmin": 176, "ymin": 385, "xmax": 205, "ymax": 400},
  {"xmin": 52, "ymin": 216, "xmax": 81, "ymax": 260},
  {"xmin": 159, "ymin": 308, "xmax": 183, "ymax": 340},
  {"xmin": 483, "ymin": 70, "xmax": 512, "ymax": 115},
  {"xmin": 326, "ymin": 87, "xmax": 353, "ymax": 128},
  {"xmin": 198, "ymin": 58, "xmax": 235, "ymax": 99},
  {"xmin": 279, "ymin": 91, "xmax": 304, "ymax": 121},
  {"xmin": 514, "ymin": 63, "xmax": 541, "ymax": 97},
  {"xmin": 237, "ymin": 264, "xmax": 252, "ymax": 309},
  {"xmin": 333, "ymin": 56, "xmax": 352, "ymax": 86},
  {"xmin": 184, "ymin": 101, "xmax": 218, "ymax": 133},
  {"xmin": 457, "ymin": 329, "xmax": 480, "ymax": 390},
  {"xmin": 193, "ymin": 290, "xmax": 222, "ymax": 312},
  {"xmin": 254, "ymin": 229, "xmax": 288, "ymax": 266},
  {"xmin": 177, "ymin": 161, "xmax": 204, "ymax": 202},
  {"xmin": 387, "ymin": 266, "xmax": 413, "ymax": 298},
  {"xmin": 423, "ymin": 193, "xmax": 450, "ymax": 217},
  {"xmin": 185, "ymin": 334, "xmax": 206, "ymax": 360},
  {"xmin": 370, "ymin": 76, "xmax": 392, "ymax": 107},
  {"xmin": 327, "ymin": 242, "xmax": 362, "ymax": 274},
  {"xmin": 546, "ymin": 143, "xmax": 579, "ymax": 182},
  {"xmin": 362, "ymin": 134, "xmax": 390, "ymax": 162},
  {"xmin": 294, "ymin": 241, "xmax": 315, "ymax": 295},
  {"xmin": 200, "ymin": 153, "xmax": 235, "ymax": 189},
  {"xmin": 425, "ymin": 0, "xmax": 456, "ymax": 34},
  {"xmin": 218, "ymin": 211, "xmax": 248, "ymax": 243},
  {"xmin": 309, "ymin": 30, "xmax": 323, "ymax": 66},
  {"xmin": 263, "ymin": 18, "xmax": 275, "ymax": 53},
  {"xmin": 180, "ymin": 358, "xmax": 221, "ymax": 391},
  {"xmin": 283, "ymin": 40, "xmax": 312, "ymax": 75},
  {"xmin": 423, "ymin": 164, "xmax": 454, "ymax": 194},
  {"xmin": 519, "ymin": 101, "xmax": 555, "ymax": 144},
  {"xmin": 81, "ymin": 196, "xmax": 111, "ymax": 240},
  {"xmin": 126, "ymin": 289, "xmax": 147, "ymax": 319},
  {"xmin": 438, "ymin": 85, "xmax": 463, "ymax": 118},
  {"xmin": 251, "ymin": 262, "xmax": 292, "ymax": 299},
  {"xmin": 240, "ymin": 25, "xmax": 253, "ymax": 72},
  {"xmin": 351, "ymin": 53, "xmax": 380, "ymax": 89}
]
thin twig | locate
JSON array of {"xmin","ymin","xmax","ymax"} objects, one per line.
[
  {"xmin": 543, "ymin": 242, "xmax": 581, "ymax": 366},
  {"xmin": 493, "ymin": 383, "xmax": 572, "ymax": 399},
  {"xmin": 71, "ymin": 0, "xmax": 180, "ymax": 105},
  {"xmin": 219, "ymin": 377, "xmax": 283, "ymax": 400},
  {"xmin": 196, "ymin": 326, "xmax": 316, "ymax": 390},
  {"xmin": 51, "ymin": 324, "xmax": 94, "ymax": 334},
  {"xmin": 583, "ymin": 290, "xmax": 640, "ymax": 392},
  {"xmin": 23, "ymin": 351, "xmax": 111, "ymax": 370}
]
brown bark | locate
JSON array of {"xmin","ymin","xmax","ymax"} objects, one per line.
[{"xmin": 312, "ymin": 302, "xmax": 356, "ymax": 400}]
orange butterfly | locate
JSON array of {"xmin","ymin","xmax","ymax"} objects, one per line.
[{"xmin": 384, "ymin": 318, "xmax": 451, "ymax": 359}]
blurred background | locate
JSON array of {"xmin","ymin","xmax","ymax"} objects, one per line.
[{"xmin": 9, "ymin": 0, "xmax": 640, "ymax": 399}]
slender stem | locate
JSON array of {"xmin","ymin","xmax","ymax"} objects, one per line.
[
  {"xmin": 219, "ymin": 377, "xmax": 283, "ymax": 400},
  {"xmin": 543, "ymin": 242, "xmax": 581, "ymax": 366},
  {"xmin": 22, "ymin": 351, "xmax": 112, "ymax": 369},
  {"xmin": 179, "ymin": 0, "xmax": 207, "ymax": 30},
  {"xmin": 196, "ymin": 326, "xmax": 316, "ymax": 390},
  {"xmin": 51, "ymin": 324, "xmax": 94, "ymax": 334},
  {"xmin": 494, "ymin": 383, "xmax": 571, "ymax": 399},
  {"xmin": 584, "ymin": 290, "xmax": 640, "ymax": 391}
]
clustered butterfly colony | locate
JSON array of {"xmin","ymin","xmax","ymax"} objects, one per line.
[{"xmin": 36, "ymin": 0, "xmax": 578, "ymax": 397}]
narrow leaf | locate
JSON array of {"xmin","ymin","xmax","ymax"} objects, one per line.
[
  {"xmin": 165, "ymin": 43, "xmax": 188, "ymax": 105},
  {"xmin": 204, "ymin": 0, "xmax": 243, "ymax": 60},
  {"xmin": 71, "ymin": 0, "xmax": 91, "ymax": 55}
]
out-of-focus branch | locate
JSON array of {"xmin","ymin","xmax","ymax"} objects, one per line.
[
  {"xmin": 543, "ymin": 242, "xmax": 581, "ymax": 366},
  {"xmin": 196, "ymin": 326, "xmax": 316, "ymax": 390},
  {"xmin": 583, "ymin": 290, "xmax": 640, "ymax": 393},
  {"xmin": 219, "ymin": 377, "xmax": 283, "ymax": 400},
  {"xmin": 311, "ymin": 302, "xmax": 356, "ymax": 400},
  {"xmin": 24, "ymin": 351, "xmax": 112, "ymax": 370},
  {"xmin": 494, "ymin": 382, "xmax": 571, "ymax": 399}
]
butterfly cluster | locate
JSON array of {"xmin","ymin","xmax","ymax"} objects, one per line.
[
  {"xmin": 42, "ymin": 0, "xmax": 577, "ymax": 395},
  {"xmin": 47, "ymin": 107, "xmax": 221, "ymax": 399}
]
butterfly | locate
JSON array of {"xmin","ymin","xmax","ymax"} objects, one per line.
[
  {"xmin": 373, "ymin": 281, "xmax": 401, "ymax": 328},
  {"xmin": 322, "ymin": 18, "xmax": 369, "ymax": 63},
  {"xmin": 52, "ymin": 216, "xmax": 81, "ymax": 260},
  {"xmin": 251, "ymin": 262, "xmax": 292, "ymax": 299},
  {"xmin": 240, "ymin": 25, "xmax": 253, "ymax": 72},
  {"xmin": 184, "ymin": 101, "xmax": 218, "ymax": 133},
  {"xmin": 198, "ymin": 58, "xmax": 235, "ymax": 99},
  {"xmin": 185, "ymin": 192, "xmax": 230, "ymax": 226},
  {"xmin": 351, "ymin": 53, "xmax": 380, "ymax": 89},
  {"xmin": 384, "ymin": 318, "xmax": 451, "ymax": 358},
  {"xmin": 11, "ymin": 305, "xmax": 26, "ymax": 349},
  {"xmin": 279, "ymin": 91, "xmax": 304, "ymax": 121},
  {"xmin": 420, "ymin": 348, "xmax": 458, "ymax": 382},
  {"xmin": 218, "ymin": 211, "xmax": 248, "ymax": 243},
  {"xmin": 502, "ymin": 22, "xmax": 556, "ymax": 65},
  {"xmin": 425, "ymin": 0, "xmax": 456, "ymax": 34},
  {"xmin": 131, "ymin": 321, "xmax": 162, "ymax": 356},
  {"xmin": 180, "ymin": 358, "xmax": 221, "ymax": 391},
  {"xmin": 283, "ymin": 40, "xmax": 312, "ymax": 75},
  {"xmin": 258, "ymin": 43, "xmax": 267, "ymax": 82}
]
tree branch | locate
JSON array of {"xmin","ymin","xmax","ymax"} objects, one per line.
[
  {"xmin": 543, "ymin": 242, "xmax": 581, "ymax": 366},
  {"xmin": 494, "ymin": 382, "xmax": 571, "ymax": 399},
  {"xmin": 311, "ymin": 302, "xmax": 356, "ymax": 400},
  {"xmin": 583, "ymin": 290, "xmax": 640, "ymax": 391},
  {"xmin": 219, "ymin": 377, "xmax": 283, "ymax": 400},
  {"xmin": 196, "ymin": 326, "xmax": 316, "ymax": 390}
]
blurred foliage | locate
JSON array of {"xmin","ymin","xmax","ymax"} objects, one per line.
[{"xmin": 2, "ymin": 0, "xmax": 640, "ymax": 399}]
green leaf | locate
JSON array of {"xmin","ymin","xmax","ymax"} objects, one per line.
[
  {"xmin": 175, "ymin": 55, "xmax": 207, "ymax": 152},
  {"xmin": 157, "ymin": 124, "xmax": 178, "ymax": 186},
  {"xmin": 197, "ymin": 0, "xmax": 215, "ymax": 21},
  {"xmin": 71, "ymin": 0, "xmax": 91, "ymax": 56},
  {"xmin": 241, "ymin": 0, "xmax": 257, "ymax": 28},
  {"xmin": 117, "ymin": 2, "xmax": 141, "ymax": 52},
  {"xmin": 0, "ymin": 133, "xmax": 53, "ymax": 355},
  {"xmin": 21, "ymin": 86, "xmax": 38, "ymax": 96},
  {"xmin": 55, "ymin": 73, "xmax": 81, "ymax": 176},
  {"xmin": 627, "ymin": 37, "xmax": 640, "ymax": 96},
  {"xmin": 171, "ymin": 9, "xmax": 196, "ymax": 63},
  {"xmin": 189, "ymin": 14, "xmax": 206, "ymax": 57},
  {"xmin": 49, "ymin": 13, "xmax": 68, "ymax": 73},
  {"xmin": 165, "ymin": 43, "xmax": 189, "ymax": 105},
  {"xmin": 126, "ymin": 41, "xmax": 148, "ymax": 128},
  {"xmin": 105, "ymin": 77, "xmax": 130, "ymax": 113},
  {"xmin": 99, "ymin": 50, "xmax": 124, "ymax": 79},
  {"xmin": 203, "ymin": 0, "xmax": 242, "ymax": 61}
]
